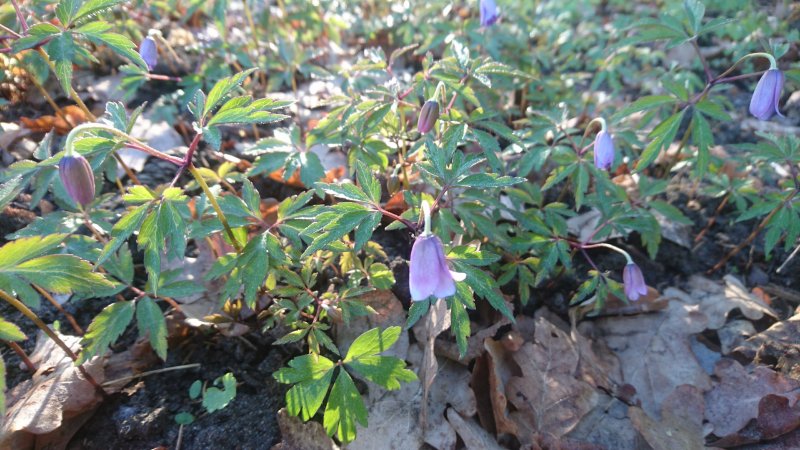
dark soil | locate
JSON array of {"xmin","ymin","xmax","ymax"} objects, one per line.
[{"xmin": 67, "ymin": 331, "xmax": 287, "ymax": 450}]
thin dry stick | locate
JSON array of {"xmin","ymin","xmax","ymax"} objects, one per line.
[
  {"xmin": 102, "ymin": 363, "xmax": 201, "ymax": 387},
  {"xmin": 708, "ymin": 191, "xmax": 797, "ymax": 274},
  {"xmin": 6, "ymin": 341, "xmax": 37, "ymax": 371},
  {"xmin": 32, "ymin": 284, "xmax": 84, "ymax": 335}
]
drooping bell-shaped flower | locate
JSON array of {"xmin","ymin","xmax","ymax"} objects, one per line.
[
  {"xmin": 593, "ymin": 130, "xmax": 615, "ymax": 170},
  {"xmin": 139, "ymin": 36, "xmax": 158, "ymax": 71},
  {"xmin": 622, "ymin": 262, "xmax": 647, "ymax": 301},
  {"xmin": 480, "ymin": 0, "xmax": 499, "ymax": 27},
  {"xmin": 408, "ymin": 201, "xmax": 465, "ymax": 301},
  {"xmin": 417, "ymin": 100, "xmax": 440, "ymax": 134},
  {"xmin": 749, "ymin": 69, "xmax": 784, "ymax": 121},
  {"xmin": 59, "ymin": 154, "xmax": 95, "ymax": 207}
]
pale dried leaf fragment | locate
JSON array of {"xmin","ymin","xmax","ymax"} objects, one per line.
[{"xmin": 682, "ymin": 275, "xmax": 777, "ymax": 330}]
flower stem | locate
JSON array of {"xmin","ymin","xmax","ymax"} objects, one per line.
[
  {"xmin": 188, "ymin": 165, "xmax": 242, "ymax": 253},
  {"xmin": 64, "ymin": 123, "xmax": 184, "ymax": 165}
]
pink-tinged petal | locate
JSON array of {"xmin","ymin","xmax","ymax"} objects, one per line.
[
  {"xmin": 750, "ymin": 69, "xmax": 784, "ymax": 121},
  {"xmin": 623, "ymin": 263, "xmax": 647, "ymax": 301},
  {"xmin": 409, "ymin": 235, "xmax": 440, "ymax": 301},
  {"xmin": 593, "ymin": 130, "xmax": 615, "ymax": 170}
]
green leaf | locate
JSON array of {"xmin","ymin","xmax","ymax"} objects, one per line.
[
  {"xmin": 74, "ymin": 0, "xmax": 125, "ymax": 22},
  {"xmin": 613, "ymin": 95, "xmax": 677, "ymax": 119},
  {"xmin": 324, "ymin": 370, "xmax": 367, "ymax": 444},
  {"xmin": 274, "ymin": 354, "xmax": 335, "ymax": 420},
  {"xmin": 316, "ymin": 181, "xmax": 371, "ymax": 203},
  {"xmin": 12, "ymin": 23, "xmax": 61, "ymax": 52},
  {"xmin": 79, "ymin": 301, "xmax": 135, "ymax": 364},
  {"xmin": 97, "ymin": 203, "xmax": 151, "ymax": 266},
  {"xmin": 203, "ymin": 69, "xmax": 258, "ymax": 117},
  {"xmin": 46, "ymin": 33, "xmax": 77, "ymax": 94},
  {"xmin": 0, "ymin": 235, "xmax": 66, "ymax": 268},
  {"xmin": 55, "ymin": 0, "xmax": 81, "ymax": 26},
  {"xmin": 136, "ymin": 297, "xmax": 167, "ymax": 360},
  {"xmin": 206, "ymin": 96, "xmax": 291, "ymax": 126},
  {"xmin": 354, "ymin": 160, "xmax": 381, "ymax": 204},
  {"xmin": 446, "ymin": 286, "xmax": 472, "ymax": 359},
  {"xmin": 0, "ymin": 317, "xmax": 26, "ymax": 342},
  {"xmin": 636, "ymin": 110, "xmax": 685, "ymax": 171},
  {"xmin": 78, "ymin": 23, "xmax": 148, "ymax": 70},
  {"xmin": 406, "ymin": 299, "xmax": 431, "ymax": 329},
  {"xmin": 692, "ymin": 111, "xmax": 713, "ymax": 177},
  {"xmin": 189, "ymin": 380, "xmax": 202, "ymax": 399},
  {"xmin": 10, "ymin": 255, "xmax": 113, "ymax": 294},
  {"xmin": 203, "ymin": 372, "xmax": 237, "ymax": 413},
  {"xmin": 344, "ymin": 326, "xmax": 401, "ymax": 363}
]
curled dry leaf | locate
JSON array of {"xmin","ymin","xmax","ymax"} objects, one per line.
[
  {"xmin": 445, "ymin": 407, "xmax": 505, "ymax": 450},
  {"xmin": 711, "ymin": 394, "xmax": 800, "ymax": 447},
  {"xmin": 506, "ymin": 316, "xmax": 599, "ymax": 444},
  {"xmin": 732, "ymin": 313, "xmax": 800, "ymax": 374},
  {"xmin": 1, "ymin": 331, "xmax": 105, "ymax": 450},
  {"xmin": 19, "ymin": 105, "xmax": 88, "ymax": 135},
  {"xmin": 680, "ymin": 275, "xmax": 777, "ymax": 330},
  {"xmin": 705, "ymin": 358, "xmax": 800, "ymax": 440}
]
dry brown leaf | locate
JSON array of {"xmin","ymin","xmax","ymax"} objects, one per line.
[
  {"xmin": 705, "ymin": 359, "xmax": 800, "ymax": 440},
  {"xmin": 415, "ymin": 299, "xmax": 451, "ymax": 428},
  {"xmin": 586, "ymin": 299, "xmax": 712, "ymax": 418},
  {"xmin": 566, "ymin": 395, "xmax": 644, "ymax": 449},
  {"xmin": 445, "ymin": 407, "xmax": 505, "ymax": 450},
  {"xmin": 482, "ymin": 337, "xmax": 519, "ymax": 437},
  {"xmin": 680, "ymin": 275, "xmax": 777, "ymax": 330},
  {"xmin": 732, "ymin": 314, "xmax": 800, "ymax": 374},
  {"xmin": 711, "ymin": 395, "xmax": 800, "ymax": 447},
  {"xmin": 271, "ymin": 408, "xmax": 338, "ymax": 450},
  {"xmin": 629, "ymin": 384, "xmax": 706, "ymax": 450},
  {"xmin": 19, "ymin": 105, "xmax": 88, "ymax": 135},
  {"xmin": 1, "ymin": 331, "xmax": 105, "ymax": 450},
  {"xmin": 506, "ymin": 316, "xmax": 599, "ymax": 444}
]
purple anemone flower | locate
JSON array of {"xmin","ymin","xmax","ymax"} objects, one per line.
[
  {"xmin": 409, "ymin": 234, "xmax": 464, "ymax": 301},
  {"xmin": 59, "ymin": 154, "xmax": 95, "ymax": 207},
  {"xmin": 622, "ymin": 263, "xmax": 647, "ymax": 301},
  {"xmin": 480, "ymin": 0, "xmax": 499, "ymax": 27},
  {"xmin": 749, "ymin": 69, "xmax": 784, "ymax": 121},
  {"xmin": 593, "ymin": 130, "xmax": 615, "ymax": 170},
  {"xmin": 139, "ymin": 36, "xmax": 158, "ymax": 71},
  {"xmin": 417, "ymin": 100, "xmax": 440, "ymax": 134}
]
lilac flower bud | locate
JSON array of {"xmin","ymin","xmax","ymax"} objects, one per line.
[
  {"xmin": 59, "ymin": 154, "xmax": 95, "ymax": 207},
  {"xmin": 622, "ymin": 263, "xmax": 647, "ymax": 301},
  {"xmin": 417, "ymin": 100, "xmax": 440, "ymax": 134},
  {"xmin": 409, "ymin": 234, "xmax": 464, "ymax": 301},
  {"xmin": 749, "ymin": 69, "xmax": 784, "ymax": 121},
  {"xmin": 480, "ymin": 0, "xmax": 499, "ymax": 27},
  {"xmin": 593, "ymin": 130, "xmax": 615, "ymax": 170},
  {"xmin": 139, "ymin": 36, "xmax": 158, "ymax": 71}
]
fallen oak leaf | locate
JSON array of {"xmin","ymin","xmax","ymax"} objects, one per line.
[
  {"xmin": 19, "ymin": 105, "xmax": 88, "ymax": 135},
  {"xmin": 506, "ymin": 316, "xmax": 599, "ymax": 445}
]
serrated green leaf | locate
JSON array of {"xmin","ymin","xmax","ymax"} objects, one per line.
[
  {"xmin": 274, "ymin": 354, "xmax": 335, "ymax": 420},
  {"xmin": 0, "ymin": 317, "xmax": 26, "ymax": 342},
  {"xmin": 324, "ymin": 370, "xmax": 367, "ymax": 443},
  {"xmin": 203, "ymin": 69, "xmax": 257, "ymax": 117},
  {"xmin": 79, "ymin": 301, "xmax": 135, "ymax": 364},
  {"xmin": 136, "ymin": 297, "xmax": 167, "ymax": 360},
  {"xmin": 203, "ymin": 372, "xmax": 237, "ymax": 413},
  {"xmin": 636, "ymin": 110, "xmax": 685, "ymax": 171},
  {"xmin": 344, "ymin": 326, "xmax": 401, "ymax": 363}
]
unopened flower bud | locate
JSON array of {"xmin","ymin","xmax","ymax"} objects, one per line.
[
  {"xmin": 417, "ymin": 100, "xmax": 440, "ymax": 134},
  {"xmin": 139, "ymin": 36, "xmax": 158, "ymax": 71},
  {"xmin": 622, "ymin": 263, "xmax": 647, "ymax": 301},
  {"xmin": 593, "ymin": 130, "xmax": 615, "ymax": 170},
  {"xmin": 480, "ymin": 0, "xmax": 499, "ymax": 27},
  {"xmin": 749, "ymin": 69, "xmax": 784, "ymax": 121},
  {"xmin": 59, "ymin": 154, "xmax": 95, "ymax": 207}
]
